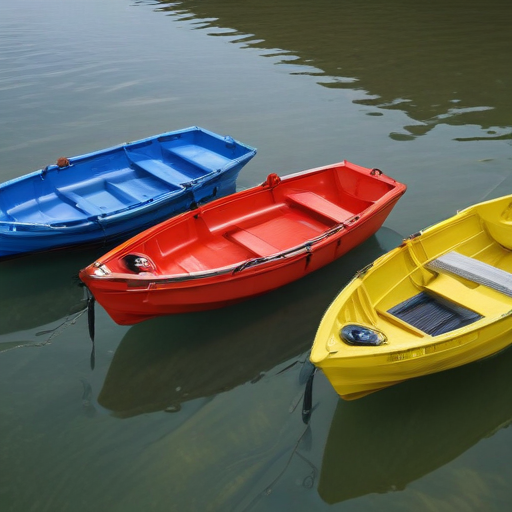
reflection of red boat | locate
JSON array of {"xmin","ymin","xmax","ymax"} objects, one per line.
[
  {"xmin": 95, "ymin": 228, "xmax": 404, "ymax": 417},
  {"xmin": 79, "ymin": 161, "xmax": 406, "ymax": 325}
]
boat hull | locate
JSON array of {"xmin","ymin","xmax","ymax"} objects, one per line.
[
  {"xmin": 311, "ymin": 194, "xmax": 512, "ymax": 399},
  {"xmin": 85, "ymin": 200, "xmax": 400, "ymax": 324},
  {"xmin": 0, "ymin": 127, "xmax": 256, "ymax": 258},
  {"xmin": 320, "ymin": 314, "xmax": 512, "ymax": 400},
  {"xmin": 80, "ymin": 161, "xmax": 406, "ymax": 324}
]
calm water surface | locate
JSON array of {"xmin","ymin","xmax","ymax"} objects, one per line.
[{"xmin": 1, "ymin": 1, "xmax": 512, "ymax": 511}]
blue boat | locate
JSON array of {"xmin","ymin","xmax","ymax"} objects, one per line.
[{"xmin": 0, "ymin": 126, "xmax": 256, "ymax": 258}]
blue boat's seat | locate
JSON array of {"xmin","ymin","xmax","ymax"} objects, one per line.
[
  {"xmin": 56, "ymin": 189, "xmax": 106, "ymax": 218},
  {"xmin": 166, "ymin": 145, "xmax": 232, "ymax": 173},
  {"xmin": 125, "ymin": 150, "xmax": 196, "ymax": 186}
]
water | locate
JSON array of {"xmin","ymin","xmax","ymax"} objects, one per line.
[{"xmin": 1, "ymin": 0, "xmax": 512, "ymax": 510}]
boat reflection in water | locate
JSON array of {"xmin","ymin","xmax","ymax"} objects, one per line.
[
  {"xmin": 0, "ymin": 249, "xmax": 100, "ymax": 336},
  {"xmin": 318, "ymin": 333, "xmax": 512, "ymax": 504},
  {"xmin": 156, "ymin": 0, "xmax": 512, "ymax": 140},
  {"xmin": 98, "ymin": 228, "xmax": 403, "ymax": 417}
]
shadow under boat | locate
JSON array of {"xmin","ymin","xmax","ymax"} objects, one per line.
[
  {"xmin": 318, "ymin": 333, "xmax": 512, "ymax": 504},
  {"xmin": 97, "ymin": 227, "xmax": 403, "ymax": 418}
]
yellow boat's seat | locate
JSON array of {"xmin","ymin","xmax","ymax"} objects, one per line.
[{"xmin": 427, "ymin": 251, "xmax": 512, "ymax": 298}]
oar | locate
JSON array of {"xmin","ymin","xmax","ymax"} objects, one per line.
[
  {"xmin": 85, "ymin": 288, "xmax": 96, "ymax": 369},
  {"xmin": 302, "ymin": 364, "xmax": 317, "ymax": 425}
]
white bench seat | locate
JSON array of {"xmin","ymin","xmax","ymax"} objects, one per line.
[{"xmin": 426, "ymin": 251, "xmax": 512, "ymax": 298}]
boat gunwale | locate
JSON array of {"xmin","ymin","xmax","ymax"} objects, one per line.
[
  {"xmin": 317, "ymin": 310, "xmax": 512, "ymax": 365},
  {"xmin": 0, "ymin": 125, "xmax": 256, "ymax": 190},
  {"xmin": 85, "ymin": 223, "xmax": 347, "ymax": 285},
  {"xmin": 83, "ymin": 179, "xmax": 406, "ymax": 286}
]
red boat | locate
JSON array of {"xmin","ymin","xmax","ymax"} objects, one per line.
[{"xmin": 79, "ymin": 161, "xmax": 406, "ymax": 325}]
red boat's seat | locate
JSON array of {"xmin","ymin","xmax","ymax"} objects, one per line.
[
  {"xmin": 286, "ymin": 192, "xmax": 353, "ymax": 224},
  {"xmin": 227, "ymin": 228, "xmax": 279, "ymax": 257}
]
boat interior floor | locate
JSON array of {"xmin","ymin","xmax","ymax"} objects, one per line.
[
  {"xmin": 147, "ymin": 191, "xmax": 357, "ymax": 274},
  {"xmin": 5, "ymin": 167, "xmax": 183, "ymax": 224},
  {"xmin": 4, "ymin": 140, "xmax": 229, "ymax": 223},
  {"xmin": 388, "ymin": 291, "xmax": 483, "ymax": 336}
]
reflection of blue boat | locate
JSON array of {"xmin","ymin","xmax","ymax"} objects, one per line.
[{"xmin": 0, "ymin": 127, "xmax": 256, "ymax": 258}]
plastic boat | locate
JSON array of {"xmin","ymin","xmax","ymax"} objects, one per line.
[
  {"xmin": 0, "ymin": 126, "xmax": 256, "ymax": 258},
  {"xmin": 79, "ymin": 160, "xmax": 406, "ymax": 325},
  {"xmin": 310, "ymin": 194, "xmax": 512, "ymax": 400}
]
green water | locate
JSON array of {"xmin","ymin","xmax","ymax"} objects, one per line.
[{"xmin": 1, "ymin": 0, "xmax": 511, "ymax": 510}]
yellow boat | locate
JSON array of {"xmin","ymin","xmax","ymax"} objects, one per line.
[{"xmin": 310, "ymin": 194, "xmax": 512, "ymax": 400}]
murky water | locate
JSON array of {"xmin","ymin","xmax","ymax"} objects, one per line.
[{"xmin": 1, "ymin": 0, "xmax": 512, "ymax": 510}]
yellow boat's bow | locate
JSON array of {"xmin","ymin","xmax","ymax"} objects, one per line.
[{"xmin": 311, "ymin": 194, "xmax": 512, "ymax": 400}]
